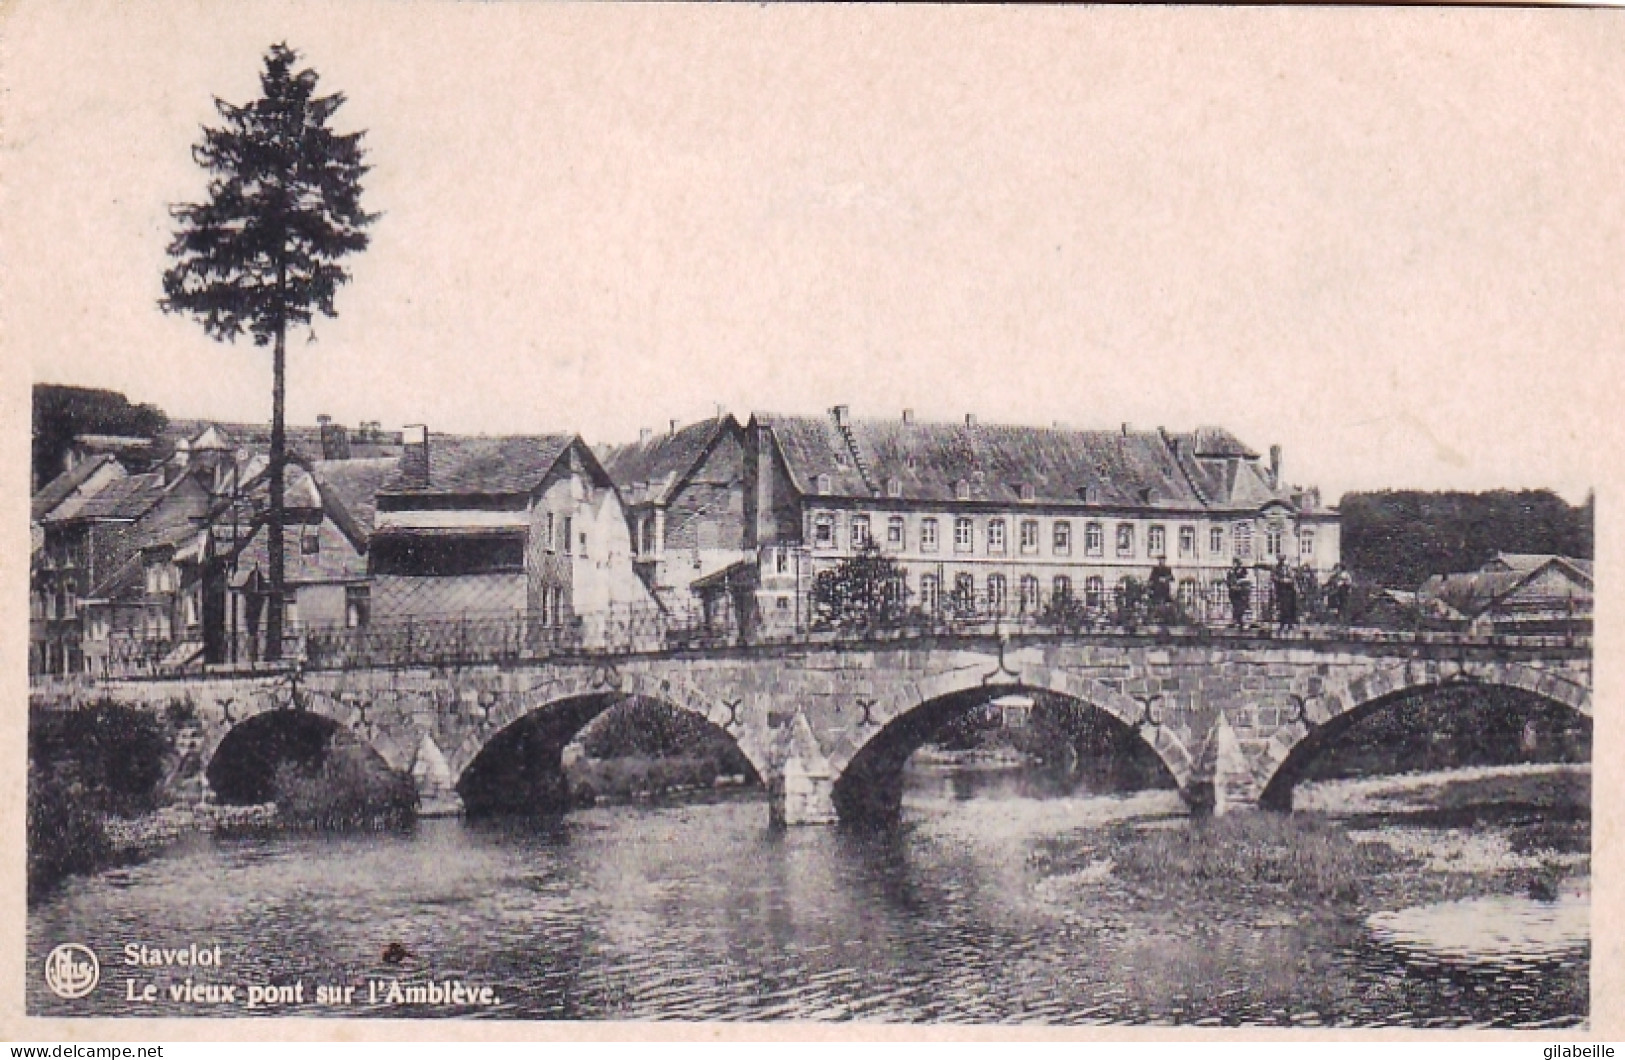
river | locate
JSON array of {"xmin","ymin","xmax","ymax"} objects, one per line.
[{"xmin": 27, "ymin": 762, "xmax": 1589, "ymax": 1025}]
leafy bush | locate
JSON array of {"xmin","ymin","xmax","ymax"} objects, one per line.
[
  {"xmin": 27, "ymin": 763, "xmax": 111, "ymax": 896},
  {"xmin": 270, "ymin": 739, "xmax": 416, "ymax": 830},
  {"xmin": 29, "ymin": 700, "xmax": 171, "ymax": 818}
]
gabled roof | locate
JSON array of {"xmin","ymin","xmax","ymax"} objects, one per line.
[
  {"xmin": 379, "ymin": 434, "xmax": 579, "ymax": 497},
  {"xmin": 600, "ymin": 416, "xmax": 737, "ymax": 506},
  {"xmin": 49, "ymin": 472, "xmax": 168, "ymax": 523},
  {"xmin": 311, "ymin": 457, "xmax": 398, "ymax": 545},
  {"xmin": 32, "ymin": 453, "xmax": 123, "ymax": 523},
  {"xmin": 1418, "ymin": 570, "xmax": 1529, "ymax": 620},
  {"xmin": 1487, "ymin": 553, "xmax": 1594, "ymax": 583},
  {"xmin": 229, "ymin": 515, "xmax": 368, "ymax": 587},
  {"xmin": 752, "ymin": 411, "xmax": 1285, "ymax": 511}
]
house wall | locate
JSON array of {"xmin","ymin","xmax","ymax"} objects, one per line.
[
  {"xmin": 795, "ymin": 503, "xmax": 1341, "ymax": 617},
  {"xmin": 373, "ymin": 573, "xmax": 528, "ymax": 621}
]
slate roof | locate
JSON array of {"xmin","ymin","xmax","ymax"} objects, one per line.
[
  {"xmin": 1418, "ymin": 571, "xmax": 1529, "ymax": 620},
  {"xmin": 229, "ymin": 516, "xmax": 368, "ymax": 587},
  {"xmin": 311, "ymin": 458, "xmax": 398, "ymax": 544},
  {"xmin": 32, "ymin": 454, "xmax": 122, "ymax": 523},
  {"xmin": 380, "ymin": 434, "xmax": 576, "ymax": 497},
  {"xmin": 1489, "ymin": 553, "xmax": 1594, "ymax": 581},
  {"xmin": 49, "ymin": 472, "xmax": 168, "ymax": 523},
  {"xmin": 600, "ymin": 417, "xmax": 735, "ymax": 506},
  {"xmin": 754, "ymin": 412, "xmax": 1289, "ymax": 512}
]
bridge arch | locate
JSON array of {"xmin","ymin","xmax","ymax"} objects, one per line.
[
  {"xmin": 1258, "ymin": 661, "xmax": 1593, "ymax": 810},
  {"xmin": 447, "ymin": 668, "xmax": 773, "ymax": 816},
  {"xmin": 195, "ymin": 683, "xmax": 412, "ymax": 799},
  {"xmin": 829, "ymin": 664, "xmax": 1195, "ymax": 825}
]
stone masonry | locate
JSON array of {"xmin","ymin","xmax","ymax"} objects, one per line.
[{"xmin": 28, "ymin": 632, "xmax": 1592, "ymax": 825}]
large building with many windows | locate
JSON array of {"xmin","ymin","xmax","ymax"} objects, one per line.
[{"xmin": 737, "ymin": 407, "xmax": 1339, "ymax": 633}]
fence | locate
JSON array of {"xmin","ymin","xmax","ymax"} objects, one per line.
[{"xmin": 41, "ymin": 582, "xmax": 1585, "ymax": 680}]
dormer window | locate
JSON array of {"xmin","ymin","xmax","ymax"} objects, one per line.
[
  {"xmin": 955, "ymin": 479, "xmax": 971, "ymax": 501},
  {"xmin": 816, "ymin": 474, "xmax": 832, "ymax": 495},
  {"xmin": 1140, "ymin": 487, "xmax": 1156, "ymax": 504},
  {"xmin": 887, "ymin": 478, "xmax": 902, "ymax": 498},
  {"xmin": 834, "ymin": 452, "xmax": 848, "ymax": 467},
  {"xmin": 1019, "ymin": 483, "xmax": 1036, "ymax": 502},
  {"xmin": 1078, "ymin": 485, "xmax": 1099, "ymax": 504}
]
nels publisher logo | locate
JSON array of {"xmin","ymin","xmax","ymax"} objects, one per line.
[{"xmin": 44, "ymin": 944, "xmax": 99, "ymax": 999}]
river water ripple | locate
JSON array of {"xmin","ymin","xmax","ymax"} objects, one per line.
[{"xmin": 27, "ymin": 767, "xmax": 1588, "ymax": 1025}]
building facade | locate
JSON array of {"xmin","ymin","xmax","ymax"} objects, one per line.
[
  {"xmin": 739, "ymin": 407, "xmax": 1341, "ymax": 634},
  {"xmin": 600, "ymin": 415, "xmax": 750, "ymax": 619},
  {"xmin": 369, "ymin": 431, "xmax": 652, "ymax": 647}
]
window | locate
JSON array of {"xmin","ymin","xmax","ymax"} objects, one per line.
[
  {"xmin": 776, "ymin": 550, "xmax": 789, "ymax": 574},
  {"xmin": 888, "ymin": 478, "xmax": 903, "ymax": 498},
  {"xmin": 1085, "ymin": 575, "xmax": 1104, "ymax": 608},
  {"xmin": 920, "ymin": 574, "xmax": 939, "ymax": 612},
  {"xmin": 1148, "ymin": 525, "xmax": 1166, "ymax": 558},
  {"xmin": 1234, "ymin": 522, "xmax": 1253, "ymax": 559},
  {"xmin": 1054, "ymin": 521, "xmax": 1073, "ymax": 556},
  {"xmin": 640, "ymin": 516, "xmax": 657, "ymax": 556},
  {"xmin": 551, "ymin": 586, "xmax": 566, "ymax": 625},
  {"xmin": 346, "ymin": 586, "xmax": 370, "ymax": 629},
  {"xmin": 1079, "ymin": 485, "xmax": 1099, "ymax": 504},
  {"xmin": 887, "ymin": 516, "xmax": 905, "ymax": 549},
  {"xmin": 1084, "ymin": 521, "xmax": 1102, "ymax": 557},
  {"xmin": 1020, "ymin": 520, "xmax": 1039, "ymax": 554},
  {"xmin": 1210, "ymin": 526, "xmax": 1226, "ymax": 555},
  {"xmin": 1019, "ymin": 575, "xmax": 1039, "ymax": 612},
  {"xmin": 1115, "ymin": 576, "xmax": 1132, "ymax": 608},
  {"xmin": 546, "ymin": 512, "xmax": 557, "ymax": 552},
  {"xmin": 563, "ymin": 516, "xmax": 574, "ymax": 555},
  {"xmin": 302, "ymin": 530, "xmax": 320, "ymax": 555},
  {"xmin": 817, "ymin": 474, "xmax": 832, "ymax": 495},
  {"xmin": 953, "ymin": 572, "xmax": 975, "ymax": 607},
  {"xmin": 921, "ymin": 518, "xmax": 939, "ymax": 553},
  {"xmin": 1179, "ymin": 526, "xmax": 1196, "ymax": 558},
  {"xmin": 1265, "ymin": 525, "xmax": 1284, "ymax": 558},
  {"xmin": 813, "ymin": 513, "xmax": 835, "ymax": 549},
  {"xmin": 1116, "ymin": 523, "xmax": 1135, "ymax": 558},
  {"xmin": 851, "ymin": 515, "xmax": 871, "ymax": 550},
  {"xmin": 1054, "ymin": 575, "xmax": 1073, "ymax": 602},
  {"xmin": 1178, "ymin": 578, "xmax": 1199, "ymax": 612},
  {"xmin": 987, "ymin": 519, "xmax": 1007, "ymax": 554},
  {"xmin": 987, "ymin": 574, "xmax": 1007, "ymax": 614},
  {"xmin": 1299, "ymin": 529, "xmax": 1316, "ymax": 558},
  {"xmin": 955, "ymin": 479, "xmax": 971, "ymax": 501},
  {"xmin": 1019, "ymin": 483, "xmax": 1036, "ymax": 502},
  {"xmin": 954, "ymin": 517, "xmax": 974, "ymax": 553}
]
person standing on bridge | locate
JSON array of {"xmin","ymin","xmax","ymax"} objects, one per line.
[
  {"xmin": 1226, "ymin": 558, "xmax": 1251, "ymax": 629},
  {"xmin": 1274, "ymin": 557, "xmax": 1299, "ymax": 634},
  {"xmin": 1148, "ymin": 557, "xmax": 1175, "ymax": 625}
]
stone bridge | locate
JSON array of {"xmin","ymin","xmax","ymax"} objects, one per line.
[{"xmin": 28, "ymin": 632, "xmax": 1593, "ymax": 825}]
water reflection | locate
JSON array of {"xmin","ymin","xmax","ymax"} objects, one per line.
[{"xmin": 27, "ymin": 764, "xmax": 1587, "ymax": 1025}]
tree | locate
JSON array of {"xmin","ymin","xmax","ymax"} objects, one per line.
[
  {"xmin": 160, "ymin": 43, "xmax": 376, "ymax": 660},
  {"xmin": 32, "ymin": 384, "xmax": 168, "ymax": 491},
  {"xmin": 810, "ymin": 545, "xmax": 910, "ymax": 631}
]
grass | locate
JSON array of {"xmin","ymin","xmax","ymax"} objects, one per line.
[{"xmin": 1106, "ymin": 811, "xmax": 1402, "ymax": 903}]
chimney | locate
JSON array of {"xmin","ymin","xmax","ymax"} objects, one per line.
[
  {"xmin": 319, "ymin": 415, "xmax": 350, "ymax": 460},
  {"xmin": 902, "ymin": 408, "xmax": 915, "ymax": 426},
  {"xmin": 1121, "ymin": 422, "xmax": 1131, "ymax": 436},
  {"xmin": 639, "ymin": 427, "xmax": 653, "ymax": 444},
  {"xmin": 832, "ymin": 405, "xmax": 850, "ymax": 428},
  {"xmin": 669, "ymin": 419, "xmax": 678, "ymax": 438},
  {"xmin": 401, "ymin": 425, "xmax": 430, "ymax": 487},
  {"xmin": 1269, "ymin": 444, "xmax": 1282, "ymax": 488},
  {"xmin": 965, "ymin": 413, "xmax": 977, "ymax": 428}
]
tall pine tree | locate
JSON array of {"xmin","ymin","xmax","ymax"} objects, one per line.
[{"xmin": 161, "ymin": 44, "xmax": 376, "ymax": 660}]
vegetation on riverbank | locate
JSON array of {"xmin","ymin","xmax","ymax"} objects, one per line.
[
  {"xmin": 566, "ymin": 697, "xmax": 758, "ymax": 803},
  {"xmin": 1104, "ymin": 811, "xmax": 1403, "ymax": 903}
]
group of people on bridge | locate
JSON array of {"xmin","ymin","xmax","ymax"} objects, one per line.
[{"xmin": 1145, "ymin": 556, "xmax": 1353, "ymax": 633}]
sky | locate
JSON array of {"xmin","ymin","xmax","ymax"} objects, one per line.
[{"xmin": 4, "ymin": 3, "xmax": 1622, "ymax": 504}]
